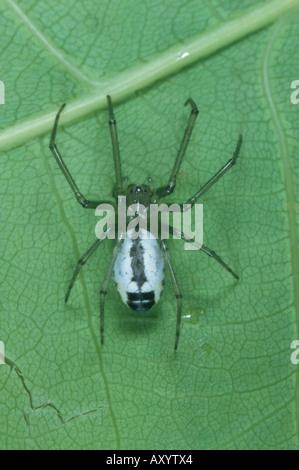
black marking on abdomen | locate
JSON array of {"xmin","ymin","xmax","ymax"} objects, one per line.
[
  {"xmin": 130, "ymin": 239, "xmax": 146, "ymax": 287},
  {"xmin": 127, "ymin": 291, "xmax": 154, "ymax": 301},
  {"xmin": 127, "ymin": 290, "xmax": 155, "ymax": 312}
]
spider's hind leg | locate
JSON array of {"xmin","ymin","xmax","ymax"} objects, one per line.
[
  {"xmin": 160, "ymin": 241, "xmax": 182, "ymax": 351},
  {"xmin": 100, "ymin": 238, "xmax": 123, "ymax": 345},
  {"xmin": 65, "ymin": 238, "xmax": 105, "ymax": 303},
  {"xmin": 200, "ymin": 244, "xmax": 239, "ymax": 280}
]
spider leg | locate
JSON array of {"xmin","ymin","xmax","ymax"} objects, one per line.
[
  {"xmin": 154, "ymin": 98, "xmax": 199, "ymax": 201},
  {"xmin": 199, "ymin": 244, "xmax": 239, "ymax": 280},
  {"xmin": 183, "ymin": 134, "xmax": 242, "ymax": 209},
  {"xmin": 100, "ymin": 238, "xmax": 123, "ymax": 345},
  {"xmin": 107, "ymin": 95, "xmax": 125, "ymax": 196},
  {"xmin": 49, "ymin": 104, "xmax": 109, "ymax": 209},
  {"xmin": 160, "ymin": 241, "xmax": 182, "ymax": 350},
  {"xmin": 169, "ymin": 226, "xmax": 239, "ymax": 280},
  {"xmin": 65, "ymin": 238, "xmax": 105, "ymax": 303}
]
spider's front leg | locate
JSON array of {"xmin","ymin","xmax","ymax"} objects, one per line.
[
  {"xmin": 107, "ymin": 95, "xmax": 125, "ymax": 197},
  {"xmin": 154, "ymin": 98, "xmax": 199, "ymax": 202},
  {"xmin": 184, "ymin": 134, "xmax": 243, "ymax": 209},
  {"xmin": 49, "ymin": 104, "xmax": 107, "ymax": 209}
]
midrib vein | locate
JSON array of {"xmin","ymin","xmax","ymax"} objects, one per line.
[{"xmin": 1, "ymin": 0, "xmax": 299, "ymax": 153}]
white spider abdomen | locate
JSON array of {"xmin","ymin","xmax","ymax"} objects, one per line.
[{"xmin": 114, "ymin": 229, "xmax": 165, "ymax": 312}]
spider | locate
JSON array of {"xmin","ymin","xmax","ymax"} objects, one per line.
[{"xmin": 49, "ymin": 95, "xmax": 242, "ymax": 350}]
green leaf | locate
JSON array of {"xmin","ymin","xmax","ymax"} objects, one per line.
[{"xmin": 0, "ymin": 0, "xmax": 299, "ymax": 450}]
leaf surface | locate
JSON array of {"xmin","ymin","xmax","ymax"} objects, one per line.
[{"xmin": 0, "ymin": 0, "xmax": 299, "ymax": 450}]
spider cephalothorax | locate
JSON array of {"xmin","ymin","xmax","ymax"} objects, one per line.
[{"xmin": 126, "ymin": 184, "xmax": 152, "ymax": 206}]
